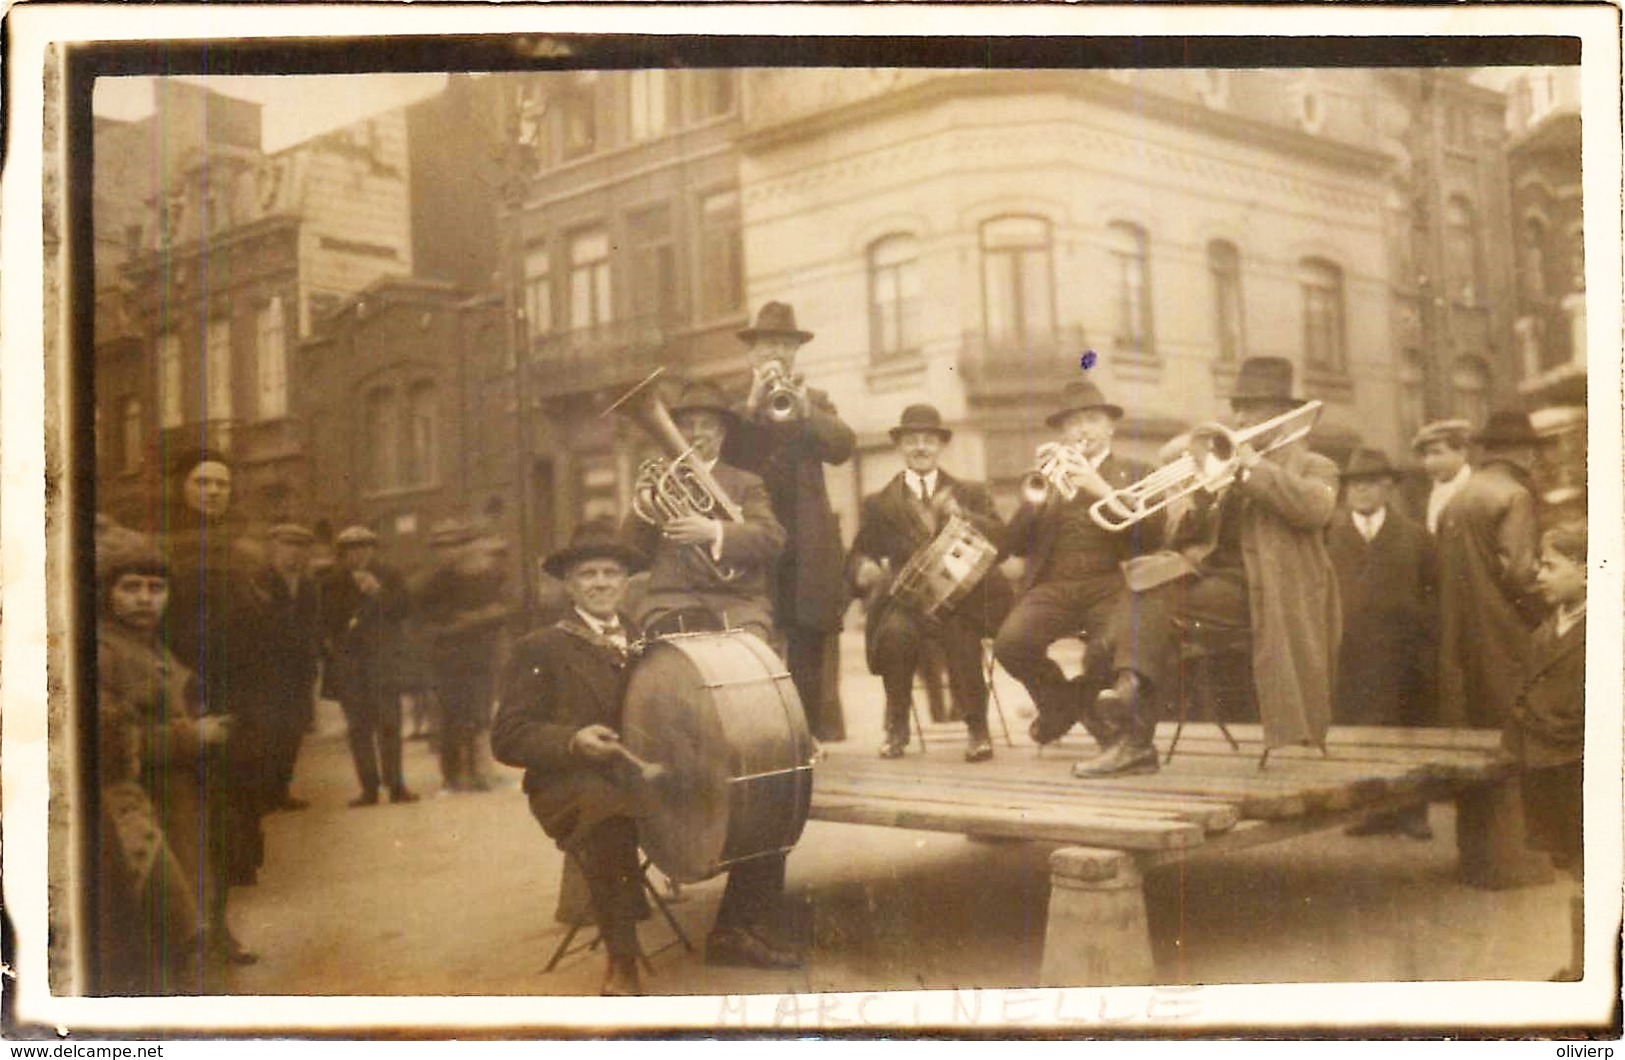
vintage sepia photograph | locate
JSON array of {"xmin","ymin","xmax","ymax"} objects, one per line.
[{"xmin": 4, "ymin": 2, "xmax": 1620, "ymax": 1039}]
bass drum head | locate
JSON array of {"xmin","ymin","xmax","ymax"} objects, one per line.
[{"xmin": 621, "ymin": 631, "xmax": 813, "ymax": 884}]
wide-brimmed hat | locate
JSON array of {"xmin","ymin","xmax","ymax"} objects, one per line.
[
  {"xmin": 1228, "ymin": 356, "xmax": 1304, "ymax": 406},
  {"xmin": 542, "ymin": 517, "xmax": 648, "ymax": 579},
  {"xmin": 1340, "ymin": 447, "xmax": 1400, "ymax": 481},
  {"xmin": 737, "ymin": 301, "xmax": 814, "ymax": 345},
  {"xmin": 1473, "ymin": 409, "xmax": 1547, "ymax": 450},
  {"xmin": 1045, "ymin": 380, "xmax": 1124, "ymax": 428},
  {"xmin": 668, "ymin": 379, "xmax": 738, "ymax": 423},
  {"xmin": 429, "ymin": 518, "xmax": 479, "ymax": 549},
  {"xmin": 335, "ymin": 525, "xmax": 380, "ymax": 549},
  {"xmin": 1410, "ymin": 418, "xmax": 1473, "ymax": 454},
  {"xmin": 888, "ymin": 404, "xmax": 953, "ymax": 443}
]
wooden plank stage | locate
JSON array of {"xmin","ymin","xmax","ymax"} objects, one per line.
[{"xmin": 808, "ymin": 722, "xmax": 1512, "ymax": 987}]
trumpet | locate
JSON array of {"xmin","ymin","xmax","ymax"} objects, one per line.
[
  {"xmin": 605, "ymin": 368, "xmax": 744, "ymax": 582},
  {"xmin": 759, "ymin": 363, "xmax": 806, "ymax": 423},
  {"xmin": 1087, "ymin": 400, "xmax": 1323, "ymax": 532},
  {"xmin": 1021, "ymin": 443, "xmax": 1087, "ymax": 505}
]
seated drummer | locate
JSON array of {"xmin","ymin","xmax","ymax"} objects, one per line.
[
  {"xmin": 491, "ymin": 520, "xmax": 801, "ymax": 998},
  {"xmin": 619, "ymin": 378, "xmax": 787, "ymax": 644},
  {"xmin": 849, "ymin": 404, "xmax": 1012, "ymax": 762}
]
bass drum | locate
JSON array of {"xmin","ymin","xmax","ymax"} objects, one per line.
[{"xmin": 621, "ymin": 630, "xmax": 815, "ymax": 884}]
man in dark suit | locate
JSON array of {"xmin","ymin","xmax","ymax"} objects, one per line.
[
  {"xmin": 723, "ymin": 302, "xmax": 857, "ymax": 743},
  {"xmin": 322, "ymin": 525, "xmax": 419, "ymax": 807},
  {"xmin": 849, "ymin": 405, "xmax": 1012, "ymax": 761},
  {"xmin": 1327, "ymin": 448, "xmax": 1434, "ymax": 839},
  {"xmin": 993, "ymin": 380, "xmax": 1153, "ymax": 750},
  {"xmin": 241, "ymin": 523, "xmax": 323, "ymax": 818}
]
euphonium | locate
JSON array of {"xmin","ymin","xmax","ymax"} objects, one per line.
[{"xmin": 604, "ymin": 368, "xmax": 744, "ymax": 581}]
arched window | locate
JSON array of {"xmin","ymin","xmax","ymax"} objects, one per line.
[
  {"xmin": 1108, "ymin": 222, "xmax": 1154, "ymax": 355},
  {"xmin": 1299, "ymin": 258, "xmax": 1346, "ymax": 374},
  {"xmin": 980, "ymin": 216, "xmax": 1054, "ymax": 353},
  {"xmin": 1450, "ymin": 356, "xmax": 1490, "ymax": 428},
  {"xmin": 1445, "ymin": 196, "xmax": 1481, "ymax": 305},
  {"xmin": 1207, "ymin": 240, "xmax": 1245, "ymax": 363},
  {"xmin": 204, "ymin": 318, "xmax": 232, "ymax": 422},
  {"xmin": 406, "ymin": 381, "xmax": 438, "ymax": 488},
  {"xmin": 157, "ymin": 332, "xmax": 184, "ymax": 429},
  {"xmin": 121, "ymin": 397, "xmax": 144, "ymax": 473},
  {"xmin": 867, "ymin": 233, "xmax": 920, "ymax": 362},
  {"xmin": 256, "ymin": 297, "xmax": 288, "ymax": 420}
]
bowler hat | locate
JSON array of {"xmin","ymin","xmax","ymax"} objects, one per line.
[
  {"xmin": 668, "ymin": 379, "xmax": 737, "ymax": 423},
  {"xmin": 1229, "ymin": 357, "xmax": 1305, "ymax": 405},
  {"xmin": 1045, "ymin": 380, "xmax": 1124, "ymax": 429},
  {"xmin": 335, "ymin": 525, "xmax": 380, "ymax": 549},
  {"xmin": 429, "ymin": 518, "xmax": 478, "ymax": 549},
  {"xmin": 542, "ymin": 517, "xmax": 648, "ymax": 579},
  {"xmin": 1473, "ymin": 409, "xmax": 1546, "ymax": 450},
  {"xmin": 1340, "ymin": 447, "xmax": 1400, "ymax": 481},
  {"xmin": 1410, "ymin": 418, "xmax": 1472, "ymax": 454},
  {"xmin": 268, "ymin": 523, "xmax": 315, "ymax": 545},
  {"xmin": 737, "ymin": 301, "xmax": 814, "ymax": 345},
  {"xmin": 888, "ymin": 404, "xmax": 953, "ymax": 443}
]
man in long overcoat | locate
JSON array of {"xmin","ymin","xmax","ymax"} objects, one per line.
[
  {"xmin": 848, "ymin": 404, "xmax": 1012, "ymax": 761},
  {"xmin": 723, "ymin": 302, "xmax": 856, "ymax": 742},
  {"xmin": 1435, "ymin": 409, "xmax": 1553, "ymax": 888},
  {"xmin": 1077, "ymin": 357, "xmax": 1341, "ymax": 777}
]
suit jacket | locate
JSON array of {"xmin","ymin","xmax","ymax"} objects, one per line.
[
  {"xmin": 1504, "ymin": 613, "xmax": 1585, "ymax": 769},
  {"xmin": 724, "ymin": 386, "xmax": 856, "ymax": 632},
  {"xmin": 621, "ymin": 459, "xmax": 786, "ymax": 635},
  {"xmin": 1003, "ymin": 452, "xmax": 1157, "ymax": 595},
  {"xmin": 490, "ymin": 613, "xmax": 646, "ymax": 845},
  {"xmin": 1326, "ymin": 505, "xmax": 1433, "ymax": 726},
  {"xmin": 1435, "ymin": 459, "xmax": 1544, "ymax": 729},
  {"xmin": 321, "ymin": 560, "xmax": 411, "ymax": 701},
  {"xmin": 847, "ymin": 469, "xmax": 1014, "ymax": 649}
]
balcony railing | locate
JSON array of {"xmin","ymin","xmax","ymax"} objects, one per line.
[
  {"xmin": 957, "ymin": 325, "xmax": 1088, "ymax": 400},
  {"xmin": 526, "ymin": 316, "xmax": 670, "ymax": 397}
]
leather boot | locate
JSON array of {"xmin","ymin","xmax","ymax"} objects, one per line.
[
  {"xmin": 1073, "ymin": 677, "xmax": 1121, "ymax": 749},
  {"xmin": 601, "ymin": 954, "xmax": 643, "ymax": 996},
  {"xmin": 1073, "ymin": 672, "xmax": 1159, "ymax": 778}
]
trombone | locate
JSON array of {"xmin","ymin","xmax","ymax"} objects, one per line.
[{"xmin": 1087, "ymin": 400, "xmax": 1323, "ymax": 532}]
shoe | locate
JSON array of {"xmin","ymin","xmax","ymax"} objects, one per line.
[
  {"xmin": 964, "ymin": 737, "xmax": 994, "ymax": 763},
  {"xmin": 208, "ymin": 932, "xmax": 260, "ymax": 967},
  {"xmin": 1398, "ymin": 808, "xmax": 1434, "ymax": 841},
  {"xmin": 465, "ymin": 774, "xmax": 492, "ymax": 793},
  {"xmin": 600, "ymin": 955, "xmax": 643, "ymax": 996},
  {"xmin": 349, "ymin": 791, "xmax": 380, "ymax": 808},
  {"xmin": 388, "ymin": 788, "xmax": 420, "ymax": 804},
  {"xmin": 705, "ymin": 926, "xmax": 803, "ymax": 970},
  {"xmin": 878, "ymin": 740, "xmax": 907, "ymax": 760},
  {"xmin": 1028, "ymin": 712, "xmax": 1076, "ymax": 747},
  {"xmin": 1071, "ymin": 739, "xmax": 1159, "ymax": 778}
]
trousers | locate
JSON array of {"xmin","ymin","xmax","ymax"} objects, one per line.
[
  {"xmin": 994, "ymin": 573, "xmax": 1124, "ymax": 725},
  {"xmin": 342, "ymin": 688, "xmax": 405, "ymax": 795},
  {"xmin": 869, "ymin": 603, "xmax": 987, "ymax": 741}
]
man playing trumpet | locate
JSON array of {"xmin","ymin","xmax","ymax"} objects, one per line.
[
  {"xmin": 1075, "ymin": 356, "xmax": 1340, "ymax": 778},
  {"xmin": 849, "ymin": 405, "xmax": 1013, "ymax": 761},
  {"xmin": 993, "ymin": 380, "xmax": 1157, "ymax": 748}
]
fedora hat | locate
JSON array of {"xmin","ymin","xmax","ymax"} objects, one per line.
[
  {"xmin": 1228, "ymin": 356, "xmax": 1304, "ymax": 406},
  {"xmin": 1410, "ymin": 418, "xmax": 1473, "ymax": 454},
  {"xmin": 1473, "ymin": 409, "xmax": 1546, "ymax": 450},
  {"xmin": 888, "ymin": 404, "xmax": 953, "ymax": 443},
  {"xmin": 668, "ymin": 379, "xmax": 738, "ymax": 423},
  {"xmin": 1340, "ymin": 447, "xmax": 1400, "ymax": 481},
  {"xmin": 737, "ymin": 301, "xmax": 814, "ymax": 345},
  {"xmin": 1045, "ymin": 380, "xmax": 1124, "ymax": 429},
  {"xmin": 542, "ymin": 517, "xmax": 648, "ymax": 580}
]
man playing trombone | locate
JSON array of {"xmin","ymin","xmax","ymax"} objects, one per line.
[
  {"xmin": 1074, "ymin": 356, "xmax": 1340, "ymax": 778},
  {"xmin": 993, "ymin": 380, "xmax": 1158, "ymax": 749}
]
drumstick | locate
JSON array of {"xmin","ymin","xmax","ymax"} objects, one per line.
[{"xmin": 608, "ymin": 741, "xmax": 669, "ymax": 784}]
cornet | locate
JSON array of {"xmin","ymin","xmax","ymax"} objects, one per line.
[
  {"xmin": 1021, "ymin": 443, "xmax": 1087, "ymax": 505},
  {"xmin": 759, "ymin": 363, "xmax": 807, "ymax": 423},
  {"xmin": 1088, "ymin": 400, "xmax": 1323, "ymax": 532}
]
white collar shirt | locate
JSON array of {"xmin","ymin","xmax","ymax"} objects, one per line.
[
  {"xmin": 1353, "ymin": 507, "xmax": 1387, "ymax": 543},
  {"xmin": 1426, "ymin": 463, "xmax": 1473, "ymax": 534}
]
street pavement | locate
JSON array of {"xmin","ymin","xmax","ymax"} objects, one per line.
[{"xmin": 225, "ymin": 630, "xmax": 1573, "ymax": 998}]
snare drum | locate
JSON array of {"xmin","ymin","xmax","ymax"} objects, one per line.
[{"xmin": 887, "ymin": 513, "xmax": 1001, "ymax": 620}]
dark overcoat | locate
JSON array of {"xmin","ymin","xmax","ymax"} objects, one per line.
[
  {"xmin": 490, "ymin": 614, "xmax": 646, "ymax": 846},
  {"xmin": 1435, "ymin": 459, "xmax": 1544, "ymax": 729},
  {"xmin": 1002, "ymin": 453, "xmax": 1158, "ymax": 594},
  {"xmin": 1326, "ymin": 506, "xmax": 1433, "ymax": 726},
  {"xmin": 1504, "ymin": 614, "xmax": 1585, "ymax": 770},
  {"xmin": 724, "ymin": 387, "xmax": 856, "ymax": 632},
  {"xmin": 847, "ymin": 469, "xmax": 1013, "ymax": 667},
  {"xmin": 321, "ymin": 560, "xmax": 411, "ymax": 702}
]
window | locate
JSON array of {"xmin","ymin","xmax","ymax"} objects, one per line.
[
  {"xmin": 121, "ymin": 397, "xmax": 143, "ymax": 473},
  {"xmin": 698, "ymin": 190, "xmax": 744, "ymax": 319},
  {"xmin": 1107, "ymin": 221, "xmax": 1153, "ymax": 355},
  {"xmin": 980, "ymin": 216, "xmax": 1055, "ymax": 352},
  {"xmin": 204, "ymin": 319, "xmax": 232, "ymax": 422},
  {"xmin": 628, "ymin": 205, "xmax": 678, "ymax": 323},
  {"xmin": 365, "ymin": 388, "xmax": 399, "ymax": 493},
  {"xmin": 405, "ymin": 382, "xmax": 438, "ymax": 488},
  {"xmin": 1450, "ymin": 356, "xmax": 1490, "ymax": 427},
  {"xmin": 693, "ymin": 70, "xmax": 736, "ymax": 120},
  {"xmin": 255, "ymin": 297, "xmax": 287, "ymax": 420},
  {"xmin": 629, "ymin": 70, "xmax": 670, "ymax": 141},
  {"xmin": 1207, "ymin": 240, "xmax": 1245, "ymax": 363},
  {"xmin": 1521, "ymin": 217, "xmax": 1548, "ymax": 301},
  {"xmin": 567, "ymin": 228, "xmax": 613, "ymax": 331},
  {"xmin": 158, "ymin": 332, "xmax": 183, "ymax": 428},
  {"xmin": 1445, "ymin": 196, "xmax": 1481, "ymax": 305},
  {"xmin": 1398, "ymin": 348, "xmax": 1425, "ymax": 447},
  {"xmin": 523, "ymin": 242, "xmax": 553, "ymax": 340},
  {"xmin": 1299, "ymin": 258, "xmax": 1346, "ymax": 374},
  {"xmin": 867, "ymin": 234, "xmax": 920, "ymax": 361},
  {"xmin": 562, "ymin": 79, "xmax": 597, "ymax": 160}
]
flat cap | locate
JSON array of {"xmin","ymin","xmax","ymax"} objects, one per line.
[
  {"xmin": 267, "ymin": 523, "xmax": 315, "ymax": 544},
  {"xmin": 335, "ymin": 525, "xmax": 380, "ymax": 548},
  {"xmin": 1410, "ymin": 419, "xmax": 1472, "ymax": 453},
  {"xmin": 429, "ymin": 518, "xmax": 478, "ymax": 548}
]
